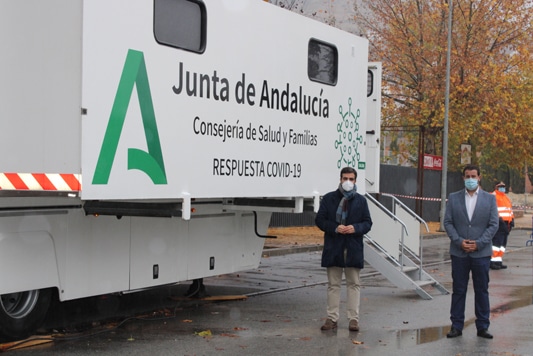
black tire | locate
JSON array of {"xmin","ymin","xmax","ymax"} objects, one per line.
[{"xmin": 0, "ymin": 288, "xmax": 52, "ymax": 341}]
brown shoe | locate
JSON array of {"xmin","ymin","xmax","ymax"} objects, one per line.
[
  {"xmin": 349, "ymin": 319, "xmax": 360, "ymax": 331},
  {"xmin": 321, "ymin": 319, "xmax": 337, "ymax": 330}
]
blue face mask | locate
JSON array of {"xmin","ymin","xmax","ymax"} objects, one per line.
[
  {"xmin": 464, "ymin": 178, "xmax": 479, "ymax": 191},
  {"xmin": 498, "ymin": 187, "xmax": 506, "ymax": 193}
]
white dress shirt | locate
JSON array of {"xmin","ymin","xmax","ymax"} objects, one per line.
[{"xmin": 465, "ymin": 188, "xmax": 479, "ymax": 221}]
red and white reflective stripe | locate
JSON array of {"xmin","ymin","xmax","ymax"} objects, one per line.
[{"xmin": 0, "ymin": 173, "xmax": 81, "ymax": 191}]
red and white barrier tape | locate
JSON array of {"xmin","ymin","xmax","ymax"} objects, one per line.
[
  {"xmin": 384, "ymin": 193, "xmax": 533, "ymax": 210},
  {"xmin": 383, "ymin": 193, "xmax": 442, "ymax": 202}
]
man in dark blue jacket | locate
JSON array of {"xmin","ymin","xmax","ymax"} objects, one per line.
[{"xmin": 315, "ymin": 167, "xmax": 372, "ymax": 332}]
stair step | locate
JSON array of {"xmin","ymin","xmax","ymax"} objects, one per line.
[
  {"xmin": 396, "ymin": 266, "xmax": 418, "ymax": 273},
  {"xmin": 364, "ymin": 239, "xmax": 450, "ymax": 299},
  {"xmin": 415, "ymin": 280, "xmax": 436, "ymax": 287}
]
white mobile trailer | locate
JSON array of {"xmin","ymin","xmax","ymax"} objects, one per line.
[{"xmin": 0, "ymin": 0, "xmax": 374, "ymax": 340}]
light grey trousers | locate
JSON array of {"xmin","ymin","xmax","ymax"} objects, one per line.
[{"xmin": 326, "ymin": 266, "xmax": 361, "ymax": 322}]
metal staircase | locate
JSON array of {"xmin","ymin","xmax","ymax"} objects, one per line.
[{"xmin": 364, "ymin": 193, "xmax": 449, "ymax": 300}]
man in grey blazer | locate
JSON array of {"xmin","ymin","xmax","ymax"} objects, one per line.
[{"xmin": 444, "ymin": 164, "xmax": 499, "ymax": 339}]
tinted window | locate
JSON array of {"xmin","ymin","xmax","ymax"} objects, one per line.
[
  {"xmin": 154, "ymin": 0, "xmax": 206, "ymax": 53},
  {"xmin": 308, "ymin": 39, "xmax": 338, "ymax": 86},
  {"xmin": 367, "ymin": 69, "xmax": 374, "ymax": 97}
]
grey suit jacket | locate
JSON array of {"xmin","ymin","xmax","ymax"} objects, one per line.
[{"xmin": 444, "ymin": 188, "xmax": 499, "ymax": 258}]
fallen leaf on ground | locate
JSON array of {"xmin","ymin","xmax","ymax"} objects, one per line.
[
  {"xmin": 352, "ymin": 340, "xmax": 364, "ymax": 345},
  {"xmin": 195, "ymin": 330, "xmax": 212, "ymax": 337}
]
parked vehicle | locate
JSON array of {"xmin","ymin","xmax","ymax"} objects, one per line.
[{"xmin": 0, "ymin": 0, "xmax": 377, "ymax": 340}]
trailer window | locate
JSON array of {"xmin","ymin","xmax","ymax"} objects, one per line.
[
  {"xmin": 308, "ymin": 39, "xmax": 338, "ymax": 86},
  {"xmin": 367, "ymin": 69, "xmax": 374, "ymax": 97},
  {"xmin": 154, "ymin": 0, "xmax": 206, "ymax": 53}
]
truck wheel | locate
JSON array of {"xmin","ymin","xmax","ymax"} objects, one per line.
[{"xmin": 0, "ymin": 288, "xmax": 52, "ymax": 341}]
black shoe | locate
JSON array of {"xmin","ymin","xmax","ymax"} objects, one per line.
[
  {"xmin": 499, "ymin": 263, "xmax": 508, "ymax": 269},
  {"xmin": 490, "ymin": 262, "xmax": 501, "ymax": 270},
  {"xmin": 447, "ymin": 327, "xmax": 462, "ymax": 338},
  {"xmin": 477, "ymin": 329, "xmax": 493, "ymax": 339}
]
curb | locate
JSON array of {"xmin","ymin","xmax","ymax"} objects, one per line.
[
  {"xmin": 262, "ymin": 233, "xmax": 448, "ymax": 257},
  {"xmin": 262, "ymin": 245, "xmax": 323, "ymax": 257}
]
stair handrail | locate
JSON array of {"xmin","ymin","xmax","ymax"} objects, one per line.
[
  {"xmin": 365, "ymin": 193, "xmax": 409, "ymax": 236},
  {"xmin": 379, "ymin": 193, "xmax": 430, "ymax": 233},
  {"xmin": 364, "ymin": 234, "xmax": 402, "ymax": 268},
  {"xmin": 379, "ymin": 193, "xmax": 430, "ymax": 279},
  {"xmin": 365, "ymin": 193, "xmax": 411, "ymax": 268}
]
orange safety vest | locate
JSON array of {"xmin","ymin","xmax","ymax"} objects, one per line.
[{"xmin": 492, "ymin": 190, "xmax": 514, "ymax": 223}]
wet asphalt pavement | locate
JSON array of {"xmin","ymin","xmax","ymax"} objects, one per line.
[{"xmin": 4, "ymin": 227, "xmax": 533, "ymax": 355}]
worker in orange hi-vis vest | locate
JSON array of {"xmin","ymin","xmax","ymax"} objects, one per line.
[{"xmin": 490, "ymin": 181, "xmax": 515, "ymax": 270}]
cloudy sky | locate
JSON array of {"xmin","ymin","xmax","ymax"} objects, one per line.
[{"xmin": 269, "ymin": 0, "xmax": 365, "ymax": 35}]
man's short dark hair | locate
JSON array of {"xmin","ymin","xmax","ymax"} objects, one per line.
[
  {"xmin": 462, "ymin": 164, "xmax": 480, "ymax": 176},
  {"xmin": 340, "ymin": 167, "xmax": 357, "ymax": 178}
]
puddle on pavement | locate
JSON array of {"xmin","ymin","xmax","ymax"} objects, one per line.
[{"xmin": 396, "ymin": 285, "xmax": 533, "ymax": 345}]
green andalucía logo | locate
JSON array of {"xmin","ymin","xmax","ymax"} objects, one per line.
[{"xmin": 92, "ymin": 49, "xmax": 167, "ymax": 185}]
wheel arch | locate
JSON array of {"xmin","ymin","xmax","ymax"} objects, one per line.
[{"xmin": 0, "ymin": 231, "xmax": 60, "ymax": 295}]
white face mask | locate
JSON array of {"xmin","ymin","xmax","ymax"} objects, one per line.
[{"xmin": 342, "ymin": 180, "xmax": 354, "ymax": 192}]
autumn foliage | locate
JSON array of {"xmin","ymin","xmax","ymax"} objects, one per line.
[{"xmin": 357, "ymin": 0, "xmax": 532, "ymax": 172}]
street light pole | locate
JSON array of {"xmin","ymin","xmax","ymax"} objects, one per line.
[{"xmin": 439, "ymin": 0, "xmax": 453, "ymax": 231}]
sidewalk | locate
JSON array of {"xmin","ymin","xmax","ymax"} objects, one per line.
[{"xmin": 513, "ymin": 212, "xmax": 533, "ymax": 230}]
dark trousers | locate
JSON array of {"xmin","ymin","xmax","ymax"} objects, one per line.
[
  {"xmin": 492, "ymin": 231, "xmax": 509, "ymax": 248},
  {"xmin": 450, "ymin": 255, "xmax": 491, "ymax": 331},
  {"xmin": 493, "ymin": 219, "xmax": 510, "ymax": 248}
]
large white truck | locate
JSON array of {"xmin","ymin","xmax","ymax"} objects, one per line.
[{"xmin": 0, "ymin": 0, "xmax": 377, "ymax": 340}]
